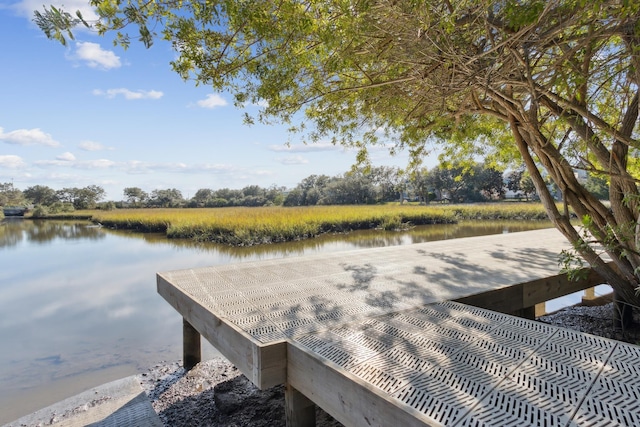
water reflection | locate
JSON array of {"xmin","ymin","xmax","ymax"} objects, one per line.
[
  {"xmin": 0, "ymin": 219, "xmax": 105, "ymax": 248},
  {"xmin": 109, "ymin": 219, "xmax": 554, "ymax": 260},
  {"xmin": 0, "ymin": 218, "xmax": 552, "ymax": 424}
]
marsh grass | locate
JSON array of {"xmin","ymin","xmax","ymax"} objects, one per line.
[{"xmin": 86, "ymin": 203, "xmax": 550, "ymax": 246}]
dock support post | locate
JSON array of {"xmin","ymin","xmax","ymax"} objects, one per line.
[
  {"xmin": 183, "ymin": 318, "xmax": 201, "ymax": 370},
  {"xmin": 514, "ymin": 306, "xmax": 537, "ymax": 319},
  {"xmin": 285, "ymin": 383, "xmax": 316, "ymax": 427}
]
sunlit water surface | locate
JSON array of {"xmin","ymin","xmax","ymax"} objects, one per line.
[{"xmin": 0, "ymin": 218, "xmax": 559, "ymax": 422}]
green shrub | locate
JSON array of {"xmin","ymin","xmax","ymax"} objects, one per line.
[{"xmin": 31, "ymin": 205, "xmax": 49, "ymax": 218}]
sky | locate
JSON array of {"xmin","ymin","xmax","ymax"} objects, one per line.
[{"xmin": 0, "ymin": 1, "xmax": 432, "ymax": 201}]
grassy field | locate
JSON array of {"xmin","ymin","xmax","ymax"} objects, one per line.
[{"xmin": 57, "ymin": 203, "xmax": 553, "ymax": 246}]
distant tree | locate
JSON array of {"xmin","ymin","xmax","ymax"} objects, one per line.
[
  {"xmin": 23, "ymin": 185, "xmax": 58, "ymax": 206},
  {"xmin": 190, "ymin": 188, "xmax": 213, "ymax": 207},
  {"xmin": 426, "ymin": 167, "xmax": 463, "ymax": 202},
  {"xmin": 56, "ymin": 188, "xmax": 75, "ymax": 204},
  {"xmin": 241, "ymin": 185, "xmax": 262, "ymax": 197},
  {"xmin": 287, "ymin": 175, "xmax": 332, "ymax": 206},
  {"xmin": 520, "ymin": 173, "xmax": 538, "ymax": 201},
  {"xmin": 264, "ymin": 185, "xmax": 286, "ymax": 206},
  {"xmin": 214, "ymin": 188, "xmax": 243, "ymax": 205},
  {"xmin": 239, "ymin": 185, "xmax": 269, "ymax": 206},
  {"xmin": 323, "ymin": 172, "xmax": 376, "ymax": 205},
  {"xmin": 369, "ymin": 166, "xmax": 404, "ymax": 202},
  {"xmin": 0, "ymin": 182, "xmax": 25, "ymax": 207},
  {"xmin": 474, "ymin": 165, "xmax": 505, "ymax": 201},
  {"xmin": 410, "ymin": 168, "xmax": 433, "ymax": 204},
  {"xmin": 207, "ymin": 198, "xmax": 229, "ymax": 208},
  {"xmin": 506, "ymin": 169, "xmax": 526, "ymax": 199},
  {"xmin": 71, "ymin": 185, "xmax": 106, "ymax": 209},
  {"xmin": 283, "ymin": 188, "xmax": 304, "ymax": 206},
  {"xmin": 150, "ymin": 188, "xmax": 184, "ymax": 208},
  {"xmin": 123, "ymin": 187, "xmax": 148, "ymax": 207},
  {"xmin": 584, "ymin": 174, "xmax": 610, "ymax": 201}
]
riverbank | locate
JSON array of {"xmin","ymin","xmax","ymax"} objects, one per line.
[{"xmin": 40, "ymin": 203, "xmax": 552, "ymax": 246}]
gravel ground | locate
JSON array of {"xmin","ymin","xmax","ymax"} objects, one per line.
[
  {"xmin": 137, "ymin": 301, "xmax": 640, "ymax": 427},
  {"xmin": 137, "ymin": 359, "xmax": 343, "ymax": 427}
]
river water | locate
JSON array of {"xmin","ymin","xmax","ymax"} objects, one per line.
[{"xmin": 0, "ymin": 218, "xmax": 556, "ymax": 423}]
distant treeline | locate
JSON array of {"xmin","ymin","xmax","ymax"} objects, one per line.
[{"xmin": 1, "ymin": 163, "xmax": 609, "ymax": 215}]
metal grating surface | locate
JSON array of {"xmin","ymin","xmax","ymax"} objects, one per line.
[
  {"xmin": 293, "ymin": 301, "xmax": 640, "ymax": 427},
  {"xmin": 161, "ymin": 229, "xmax": 574, "ymax": 344},
  {"xmin": 160, "ymin": 230, "xmax": 640, "ymax": 426}
]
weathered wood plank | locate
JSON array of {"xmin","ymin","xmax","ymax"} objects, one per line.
[
  {"xmin": 455, "ymin": 267, "xmax": 607, "ymax": 315},
  {"xmin": 158, "ymin": 272, "xmax": 288, "ymax": 388},
  {"xmin": 287, "ymin": 342, "xmax": 432, "ymax": 427},
  {"xmin": 182, "ymin": 318, "xmax": 201, "ymax": 370},
  {"xmin": 285, "ymin": 383, "xmax": 316, "ymax": 427}
]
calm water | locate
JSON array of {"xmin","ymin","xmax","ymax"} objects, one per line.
[{"xmin": 0, "ymin": 218, "xmax": 553, "ymax": 423}]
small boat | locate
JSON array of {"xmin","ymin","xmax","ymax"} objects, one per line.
[{"xmin": 3, "ymin": 206, "xmax": 28, "ymax": 217}]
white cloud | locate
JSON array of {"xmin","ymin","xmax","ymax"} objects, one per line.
[
  {"xmin": 0, "ymin": 155, "xmax": 26, "ymax": 168},
  {"xmin": 196, "ymin": 94, "xmax": 228, "ymax": 109},
  {"xmin": 268, "ymin": 141, "xmax": 338, "ymax": 153},
  {"xmin": 80, "ymin": 159, "xmax": 115, "ymax": 169},
  {"xmin": 74, "ymin": 42, "xmax": 121, "ymax": 69},
  {"xmin": 13, "ymin": 0, "xmax": 99, "ymax": 20},
  {"xmin": 79, "ymin": 140, "xmax": 110, "ymax": 151},
  {"xmin": 0, "ymin": 126, "xmax": 60, "ymax": 147},
  {"xmin": 253, "ymin": 169, "xmax": 274, "ymax": 176},
  {"xmin": 35, "ymin": 157, "xmax": 115, "ymax": 169},
  {"xmin": 123, "ymin": 160, "xmax": 237, "ymax": 174},
  {"xmin": 278, "ymin": 155, "xmax": 309, "ymax": 165},
  {"xmin": 56, "ymin": 152, "xmax": 76, "ymax": 161},
  {"xmin": 93, "ymin": 88, "xmax": 164, "ymax": 100}
]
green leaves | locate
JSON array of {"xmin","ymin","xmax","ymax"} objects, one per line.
[{"xmin": 33, "ymin": 5, "xmax": 87, "ymax": 46}]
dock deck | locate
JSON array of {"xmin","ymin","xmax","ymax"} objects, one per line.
[{"xmin": 157, "ymin": 228, "xmax": 639, "ymax": 426}]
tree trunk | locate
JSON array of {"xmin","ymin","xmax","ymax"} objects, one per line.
[{"xmin": 508, "ymin": 116, "xmax": 640, "ymax": 317}]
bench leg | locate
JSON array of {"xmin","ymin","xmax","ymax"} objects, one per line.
[
  {"xmin": 285, "ymin": 383, "xmax": 316, "ymax": 427},
  {"xmin": 183, "ymin": 318, "xmax": 201, "ymax": 370}
]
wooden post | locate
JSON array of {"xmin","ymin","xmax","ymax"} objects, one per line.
[
  {"xmin": 285, "ymin": 383, "xmax": 316, "ymax": 427},
  {"xmin": 583, "ymin": 287, "xmax": 596, "ymax": 300},
  {"xmin": 183, "ymin": 318, "xmax": 201, "ymax": 370},
  {"xmin": 515, "ymin": 306, "xmax": 536, "ymax": 320},
  {"xmin": 534, "ymin": 302, "xmax": 546, "ymax": 317}
]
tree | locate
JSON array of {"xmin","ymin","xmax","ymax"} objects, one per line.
[
  {"xmin": 36, "ymin": 1, "xmax": 640, "ymax": 310},
  {"xmin": 473, "ymin": 165, "xmax": 505, "ymax": 201},
  {"xmin": 23, "ymin": 185, "xmax": 59, "ymax": 206},
  {"xmin": 370, "ymin": 166, "xmax": 404, "ymax": 203},
  {"xmin": 0, "ymin": 182, "xmax": 25, "ymax": 207},
  {"xmin": 150, "ymin": 188, "xmax": 184, "ymax": 208},
  {"xmin": 506, "ymin": 169, "xmax": 526, "ymax": 199},
  {"xmin": 410, "ymin": 168, "xmax": 433, "ymax": 204},
  {"xmin": 289, "ymin": 175, "xmax": 332, "ymax": 206},
  {"xmin": 426, "ymin": 167, "xmax": 463, "ymax": 202},
  {"xmin": 324, "ymin": 172, "xmax": 377, "ymax": 205},
  {"xmin": 123, "ymin": 187, "xmax": 148, "ymax": 207},
  {"xmin": 46, "ymin": 186, "xmax": 105, "ymax": 209},
  {"xmin": 584, "ymin": 174, "xmax": 610, "ymax": 201},
  {"xmin": 520, "ymin": 173, "xmax": 538, "ymax": 202}
]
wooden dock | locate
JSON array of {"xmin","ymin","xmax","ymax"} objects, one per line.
[{"xmin": 157, "ymin": 228, "xmax": 639, "ymax": 426}]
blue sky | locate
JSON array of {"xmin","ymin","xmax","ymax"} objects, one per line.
[{"xmin": 0, "ymin": 1, "xmax": 430, "ymax": 201}]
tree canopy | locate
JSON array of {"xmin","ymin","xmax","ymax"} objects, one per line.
[{"xmin": 36, "ymin": 1, "xmax": 640, "ymax": 310}]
